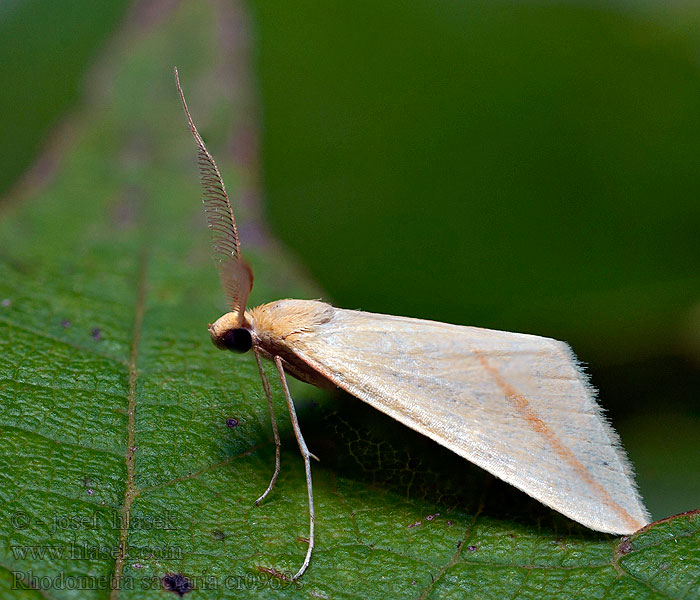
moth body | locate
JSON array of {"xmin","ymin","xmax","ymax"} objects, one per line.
[
  {"xmin": 175, "ymin": 68, "xmax": 650, "ymax": 580},
  {"xmin": 216, "ymin": 299, "xmax": 650, "ymax": 536}
]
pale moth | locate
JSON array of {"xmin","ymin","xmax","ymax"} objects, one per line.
[{"xmin": 175, "ymin": 68, "xmax": 649, "ymax": 580}]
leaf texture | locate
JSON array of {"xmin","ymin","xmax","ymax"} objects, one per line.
[{"xmin": 0, "ymin": 2, "xmax": 697, "ymax": 599}]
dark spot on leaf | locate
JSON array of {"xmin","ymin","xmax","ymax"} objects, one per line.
[
  {"xmin": 91, "ymin": 328, "xmax": 101, "ymax": 341},
  {"xmin": 61, "ymin": 319, "xmax": 71, "ymax": 328},
  {"xmin": 1, "ymin": 298, "xmax": 11, "ymax": 307},
  {"xmin": 509, "ymin": 532, "xmax": 515, "ymax": 538},
  {"xmin": 446, "ymin": 520, "xmax": 453, "ymax": 526},
  {"xmin": 162, "ymin": 573, "xmax": 192, "ymax": 596},
  {"xmin": 617, "ymin": 538, "xmax": 633, "ymax": 555},
  {"xmin": 83, "ymin": 477, "xmax": 95, "ymax": 495},
  {"xmin": 467, "ymin": 545, "xmax": 477, "ymax": 552},
  {"xmin": 226, "ymin": 418, "xmax": 239, "ymax": 428},
  {"xmin": 408, "ymin": 521, "xmax": 421, "ymax": 528},
  {"xmin": 457, "ymin": 541, "xmax": 462, "ymax": 548},
  {"xmin": 212, "ymin": 529, "xmax": 226, "ymax": 540}
]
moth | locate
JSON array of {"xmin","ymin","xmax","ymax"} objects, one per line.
[{"xmin": 175, "ymin": 68, "xmax": 649, "ymax": 580}]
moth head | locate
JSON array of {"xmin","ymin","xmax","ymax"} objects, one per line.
[{"xmin": 208, "ymin": 312, "xmax": 253, "ymax": 354}]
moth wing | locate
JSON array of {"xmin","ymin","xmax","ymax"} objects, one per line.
[{"xmin": 286, "ymin": 306, "xmax": 650, "ymax": 535}]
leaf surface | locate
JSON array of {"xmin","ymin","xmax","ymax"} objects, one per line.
[{"xmin": 0, "ymin": 3, "xmax": 697, "ymax": 599}]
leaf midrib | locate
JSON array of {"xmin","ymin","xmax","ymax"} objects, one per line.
[{"xmin": 109, "ymin": 245, "xmax": 148, "ymax": 599}]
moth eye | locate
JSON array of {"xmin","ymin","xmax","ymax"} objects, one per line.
[{"xmin": 220, "ymin": 328, "xmax": 252, "ymax": 353}]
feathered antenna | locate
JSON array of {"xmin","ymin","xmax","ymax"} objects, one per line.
[{"xmin": 175, "ymin": 67, "xmax": 253, "ymax": 319}]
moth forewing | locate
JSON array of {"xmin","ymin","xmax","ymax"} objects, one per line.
[{"xmin": 250, "ymin": 299, "xmax": 650, "ymax": 535}]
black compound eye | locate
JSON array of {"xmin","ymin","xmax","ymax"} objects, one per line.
[{"xmin": 219, "ymin": 328, "xmax": 252, "ymax": 353}]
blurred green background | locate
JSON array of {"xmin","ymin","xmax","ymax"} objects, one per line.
[{"xmin": 1, "ymin": 0, "xmax": 698, "ymax": 519}]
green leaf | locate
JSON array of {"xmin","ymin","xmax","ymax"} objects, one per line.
[
  {"xmin": 0, "ymin": 0, "xmax": 131, "ymax": 197},
  {"xmin": 0, "ymin": 3, "xmax": 698, "ymax": 600}
]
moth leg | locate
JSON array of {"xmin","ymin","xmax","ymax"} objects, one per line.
[
  {"xmin": 253, "ymin": 347, "xmax": 281, "ymax": 506},
  {"xmin": 274, "ymin": 355, "xmax": 315, "ymax": 581}
]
